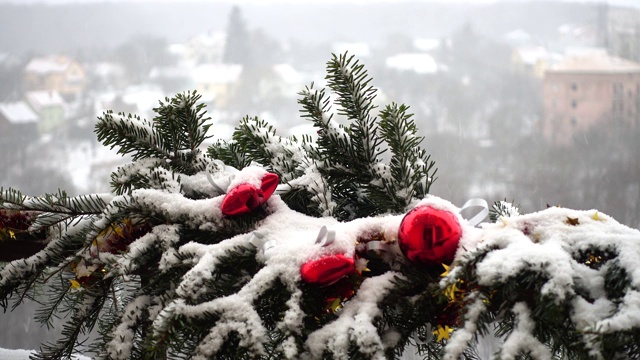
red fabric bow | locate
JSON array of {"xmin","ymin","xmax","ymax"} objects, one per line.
[
  {"xmin": 300, "ymin": 254, "xmax": 356, "ymax": 286},
  {"xmin": 221, "ymin": 172, "xmax": 279, "ymax": 216}
]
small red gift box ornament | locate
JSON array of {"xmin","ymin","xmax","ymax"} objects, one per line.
[
  {"xmin": 398, "ymin": 206, "xmax": 462, "ymax": 266},
  {"xmin": 221, "ymin": 172, "xmax": 279, "ymax": 216},
  {"xmin": 300, "ymin": 254, "xmax": 356, "ymax": 286}
]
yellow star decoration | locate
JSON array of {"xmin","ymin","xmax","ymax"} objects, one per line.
[
  {"xmin": 433, "ymin": 325, "xmax": 454, "ymax": 342},
  {"xmin": 443, "ymin": 282, "xmax": 459, "ymax": 302},
  {"xmin": 0, "ymin": 229, "xmax": 16, "ymax": 240},
  {"xmin": 440, "ymin": 263, "xmax": 451, "ymax": 277},
  {"xmin": 69, "ymin": 279, "xmax": 81, "ymax": 289},
  {"xmin": 327, "ymin": 298, "xmax": 342, "ymax": 313},
  {"xmin": 591, "ymin": 211, "xmax": 604, "ymax": 221}
]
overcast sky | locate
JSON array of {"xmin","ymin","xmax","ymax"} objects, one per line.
[
  {"xmin": 0, "ymin": 0, "xmax": 633, "ymax": 4},
  {"xmin": 0, "ymin": 0, "xmax": 637, "ymax": 8}
]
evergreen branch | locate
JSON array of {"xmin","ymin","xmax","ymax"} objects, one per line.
[
  {"xmin": 232, "ymin": 116, "xmax": 279, "ymax": 169},
  {"xmin": 326, "ymin": 52, "xmax": 383, "ymax": 168},
  {"xmin": 34, "ymin": 272, "xmax": 75, "ymax": 330},
  {"xmin": 490, "ymin": 200, "xmax": 521, "ymax": 221},
  {"xmin": 110, "ymin": 159, "xmax": 181, "ymax": 195},
  {"xmin": 297, "ymin": 83, "xmax": 353, "ymax": 170},
  {"xmin": 153, "ymin": 91, "xmax": 212, "ymax": 175},
  {"xmin": 95, "ymin": 111, "xmax": 167, "ymax": 161},
  {"xmin": 102, "ymin": 294, "xmax": 152, "ymax": 360},
  {"xmin": 207, "ymin": 140, "xmax": 250, "ymax": 170},
  {"xmin": 32, "ymin": 288, "xmax": 107, "ymax": 360},
  {"xmin": 230, "ymin": 116, "xmax": 308, "ymax": 182},
  {"xmin": 0, "ymin": 188, "xmax": 109, "ymax": 216},
  {"xmin": 377, "ymin": 103, "xmax": 437, "ymax": 210},
  {"xmin": 1, "ymin": 188, "xmax": 111, "ymax": 236},
  {"xmin": 0, "ymin": 217, "xmax": 94, "ymax": 309}
]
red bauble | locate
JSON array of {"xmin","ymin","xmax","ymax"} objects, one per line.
[
  {"xmin": 221, "ymin": 172, "xmax": 280, "ymax": 216},
  {"xmin": 300, "ymin": 254, "xmax": 355, "ymax": 286},
  {"xmin": 398, "ymin": 206, "xmax": 462, "ymax": 266}
]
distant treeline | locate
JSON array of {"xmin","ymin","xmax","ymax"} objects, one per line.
[{"xmin": 0, "ymin": 1, "xmax": 596, "ymax": 55}]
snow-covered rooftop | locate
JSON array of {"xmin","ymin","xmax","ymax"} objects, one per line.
[
  {"xmin": 25, "ymin": 90, "xmax": 65, "ymax": 111},
  {"xmin": 0, "ymin": 102, "xmax": 39, "ymax": 124},
  {"xmin": 549, "ymin": 53, "xmax": 640, "ymax": 73},
  {"xmin": 192, "ymin": 63, "xmax": 242, "ymax": 84},
  {"xmin": 413, "ymin": 38, "xmax": 441, "ymax": 52},
  {"xmin": 272, "ymin": 63, "xmax": 304, "ymax": 84},
  {"xmin": 385, "ymin": 53, "xmax": 438, "ymax": 74},
  {"xmin": 91, "ymin": 62, "xmax": 125, "ymax": 78},
  {"xmin": 514, "ymin": 46, "xmax": 551, "ymax": 66},
  {"xmin": 504, "ymin": 29, "xmax": 534, "ymax": 46},
  {"xmin": 25, "ymin": 55, "xmax": 75, "ymax": 74},
  {"xmin": 121, "ymin": 85, "xmax": 166, "ymax": 113}
]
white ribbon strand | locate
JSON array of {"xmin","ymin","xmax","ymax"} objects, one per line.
[
  {"xmin": 461, "ymin": 198, "xmax": 489, "ymax": 227},
  {"xmin": 315, "ymin": 226, "xmax": 336, "ymax": 247},
  {"xmin": 205, "ymin": 160, "xmax": 239, "ymax": 194},
  {"xmin": 249, "ymin": 232, "xmax": 277, "ymax": 259}
]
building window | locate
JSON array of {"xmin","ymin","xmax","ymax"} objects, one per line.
[
  {"xmin": 571, "ymin": 117, "xmax": 577, "ymax": 126},
  {"xmin": 571, "ymin": 83, "xmax": 578, "ymax": 91},
  {"xmin": 571, "ymin": 100, "xmax": 577, "ymax": 108}
]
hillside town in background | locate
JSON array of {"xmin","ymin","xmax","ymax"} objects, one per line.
[{"xmin": 0, "ymin": 2, "xmax": 639, "ymax": 232}]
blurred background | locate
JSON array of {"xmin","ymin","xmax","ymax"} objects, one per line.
[{"xmin": 0, "ymin": 0, "xmax": 639, "ymax": 348}]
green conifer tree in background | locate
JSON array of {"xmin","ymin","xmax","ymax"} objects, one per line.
[{"xmin": 1, "ymin": 53, "xmax": 639, "ymax": 360}]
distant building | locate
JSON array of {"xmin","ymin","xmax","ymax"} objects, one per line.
[
  {"xmin": 25, "ymin": 90, "xmax": 66, "ymax": 134},
  {"xmin": 260, "ymin": 63, "xmax": 305, "ymax": 99},
  {"xmin": 607, "ymin": 6, "xmax": 640, "ymax": 63},
  {"xmin": 24, "ymin": 55, "xmax": 86, "ymax": 100},
  {"xmin": 90, "ymin": 62, "xmax": 127, "ymax": 90},
  {"xmin": 542, "ymin": 53, "xmax": 640, "ymax": 146},
  {"xmin": 385, "ymin": 53, "xmax": 438, "ymax": 74},
  {"xmin": 174, "ymin": 32, "xmax": 226, "ymax": 65},
  {"xmin": 0, "ymin": 102, "xmax": 39, "ymax": 161},
  {"xmin": 191, "ymin": 63, "xmax": 242, "ymax": 107},
  {"xmin": 511, "ymin": 46, "xmax": 555, "ymax": 78}
]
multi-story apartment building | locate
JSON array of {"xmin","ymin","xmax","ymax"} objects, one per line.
[{"xmin": 542, "ymin": 53, "xmax": 640, "ymax": 146}]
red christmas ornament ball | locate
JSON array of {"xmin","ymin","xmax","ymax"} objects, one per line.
[
  {"xmin": 300, "ymin": 254, "xmax": 355, "ymax": 286},
  {"xmin": 398, "ymin": 206, "xmax": 462, "ymax": 266}
]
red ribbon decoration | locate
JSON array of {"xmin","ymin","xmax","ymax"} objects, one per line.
[
  {"xmin": 221, "ymin": 172, "xmax": 280, "ymax": 216},
  {"xmin": 300, "ymin": 254, "xmax": 356, "ymax": 286}
]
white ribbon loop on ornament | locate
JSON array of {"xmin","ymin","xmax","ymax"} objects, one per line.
[
  {"xmin": 205, "ymin": 160, "xmax": 239, "ymax": 194},
  {"xmin": 249, "ymin": 232, "xmax": 277, "ymax": 259},
  {"xmin": 315, "ymin": 226, "xmax": 336, "ymax": 247},
  {"xmin": 461, "ymin": 198, "xmax": 489, "ymax": 227}
]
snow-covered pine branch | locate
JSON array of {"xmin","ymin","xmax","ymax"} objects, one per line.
[{"xmin": 1, "ymin": 53, "xmax": 639, "ymax": 360}]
